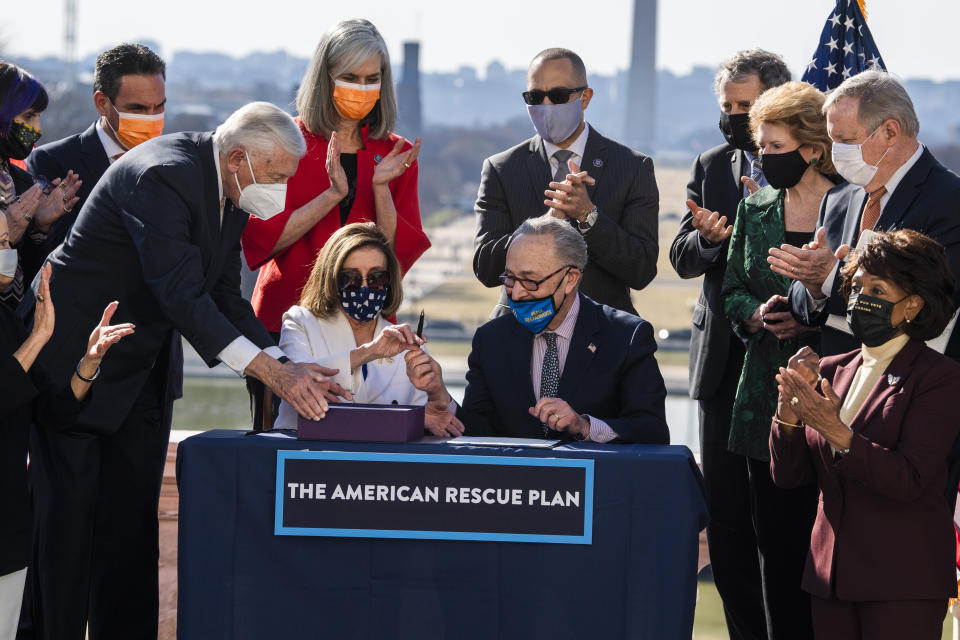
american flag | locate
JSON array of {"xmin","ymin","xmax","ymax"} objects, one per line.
[{"xmin": 801, "ymin": 0, "xmax": 886, "ymax": 91}]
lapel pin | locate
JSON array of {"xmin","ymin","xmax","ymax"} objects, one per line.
[
  {"xmin": 374, "ymin": 154, "xmax": 383, "ymax": 163},
  {"xmin": 587, "ymin": 343, "xmax": 597, "ymax": 353},
  {"xmin": 887, "ymin": 374, "xmax": 901, "ymax": 386},
  {"xmin": 593, "ymin": 158, "xmax": 603, "ymax": 168}
]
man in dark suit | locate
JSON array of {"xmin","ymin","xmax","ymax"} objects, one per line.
[
  {"xmin": 24, "ymin": 102, "xmax": 347, "ymax": 640},
  {"xmin": 458, "ymin": 216, "xmax": 668, "ymax": 444},
  {"xmin": 474, "ymin": 47, "xmax": 658, "ymax": 317},
  {"xmin": 670, "ymin": 49, "xmax": 790, "ymax": 640},
  {"xmin": 776, "ymin": 70, "xmax": 960, "ymax": 360},
  {"xmin": 27, "ymin": 43, "xmax": 166, "ymax": 250}
]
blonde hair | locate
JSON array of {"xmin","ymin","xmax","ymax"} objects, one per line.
[
  {"xmin": 296, "ymin": 19, "xmax": 397, "ymax": 139},
  {"xmin": 749, "ymin": 81, "xmax": 835, "ymax": 175},
  {"xmin": 299, "ymin": 222, "xmax": 403, "ymax": 319}
]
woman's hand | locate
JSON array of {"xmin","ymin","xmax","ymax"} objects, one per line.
[
  {"xmin": 760, "ymin": 294, "xmax": 807, "ymax": 340},
  {"xmin": 31, "ymin": 262, "xmax": 55, "ymax": 342},
  {"xmin": 80, "ymin": 301, "xmax": 135, "ymax": 369},
  {"xmin": 786, "ymin": 346, "xmax": 821, "ymax": 386},
  {"xmin": 372, "ymin": 137, "xmax": 420, "ymax": 187},
  {"xmin": 364, "ymin": 324, "xmax": 423, "ymax": 361},
  {"xmin": 742, "ymin": 305, "xmax": 765, "ymax": 334},
  {"xmin": 34, "ymin": 171, "xmax": 82, "ymax": 231},
  {"xmin": 5, "ymin": 184, "xmax": 42, "ymax": 243},
  {"xmin": 324, "ymin": 131, "xmax": 349, "ymax": 202},
  {"xmin": 776, "ymin": 367, "xmax": 851, "ymax": 450},
  {"xmin": 424, "ymin": 400, "xmax": 465, "ymax": 438},
  {"xmin": 404, "ymin": 347, "xmax": 450, "ymax": 404}
]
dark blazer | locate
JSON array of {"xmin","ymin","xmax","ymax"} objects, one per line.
[
  {"xmin": 669, "ymin": 142, "xmax": 745, "ymax": 400},
  {"xmin": 770, "ymin": 339, "xmax": 960, "ymax": 601},
  {"xmin": 474, "ymin": 127, "xmax": 659, "ymax": 315},
  {"xmin": 31, "ymin": 132, "xmax": 273, "ymax": 433},
  {"xmin": 457, "ymin": 293, "xmax": 669, "ymax": 444},
  {"xmin": 27, "ymin": 121, "xmax": 111, "ymax": 249},
  {"xmin": 0, "ymin": 304, "xmax": 86, "ymax": 575},
  {"xmin": 789, "ymin": 147, "xmax": 960, "ymax": 358}
]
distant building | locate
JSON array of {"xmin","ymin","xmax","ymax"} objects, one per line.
[
  {"xmin": 625, "ymin": 0, "xmax": 657, "ymax": 151},
  {"xmin": 397, "ymin": 41, "xmax": 423, "ymax": 138}
]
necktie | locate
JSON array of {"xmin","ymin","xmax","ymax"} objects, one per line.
[
  {"xmin": 858, "ymin": 185, "xmax": 887, "ymax": 238},
  {"xmin": 552, "ymin": 149, "xmax": 574, "ymax": 184},
  {"xmin": 539, "ymin": 332, "xmax": 560, "ymax": 437}
]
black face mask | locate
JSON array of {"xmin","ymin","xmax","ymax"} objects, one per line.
[
  {"xmin": 719, "ymin": 112, "xmax": 757, "ymax": 153},
  {"xmin": 846, "ymin": 292, "xmax": 909, "ymax": 348},
  {"xmin": 759, "ymin": 149, "xmax": 812, "ymax": 190},
  {"xmin": 0, "ymin": 120, "xmax": 42, "ymax": 160}
]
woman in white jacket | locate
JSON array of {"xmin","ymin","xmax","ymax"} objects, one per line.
[{"xmin": 273, "ymin": 222, "xmax": 463, "ymax": 436}]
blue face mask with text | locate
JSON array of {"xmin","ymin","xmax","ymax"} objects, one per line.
[{"xmin": 507, "ymin": 275, "xmax": 568, "ymax": 334}]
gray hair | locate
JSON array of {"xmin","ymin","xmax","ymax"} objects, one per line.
[
  {"xmin": 513, "ymin": 216, "xmax": 587, "ymax": 270},
  {"xmin": 214, "ymin": 101, "xmax": 306, "ymax": 159},
  {"xmin": 714, "ymin": 49, "xmax": 791, "ymax": 98},
  {"xmin": 296, "ymin": 19, "xmax": 397, "ymax": 139},
  {"xmin": 823, "ymin": 70, "xmax": 919, "ymax": 138}
]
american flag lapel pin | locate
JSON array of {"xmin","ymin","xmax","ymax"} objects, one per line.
[{"xmin": 587, "ymin": 343, "xmax": 597, "ymax": 353}]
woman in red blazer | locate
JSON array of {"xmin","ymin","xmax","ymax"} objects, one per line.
[
  {"xmin": 770, "ymin": 229, "xmax": 960, "ymax": 639},
  {"xmin": 242, "ymin": 18, "xmax": 430, "ymax": 335}
]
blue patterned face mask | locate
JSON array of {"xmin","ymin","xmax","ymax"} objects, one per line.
[
  {"xmin": 507, "ymin": 274, "xmax": 568, "ymax": 334},
  {"xmin": 339, "ymin": 285, "xmax": 388, "ymax": 323}
]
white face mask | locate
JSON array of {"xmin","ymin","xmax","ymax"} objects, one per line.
[
  {"xmin": 831, "ymin": 126, "xmax": 891, "ymax": 187},
  {"xmin": 234, "ymin": 153, "xmax": 287, "ymax": 220},
  {"xmin": 0, "ymin": 248, "xmax": 18, "ymax": 278}
]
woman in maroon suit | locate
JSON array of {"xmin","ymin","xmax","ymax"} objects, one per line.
[{"xmin": 770, "ymin": 229, "xmax": 960, "ymax": 639}]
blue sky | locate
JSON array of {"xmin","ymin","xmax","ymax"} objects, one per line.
[{"xmin": 5, "ymin": 0, "xmax": 957, "ymax": 81}]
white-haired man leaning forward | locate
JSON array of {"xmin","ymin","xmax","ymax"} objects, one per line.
[{"xmin": 24, "ymin": 102, "xmax": 350, "ymax": 640}]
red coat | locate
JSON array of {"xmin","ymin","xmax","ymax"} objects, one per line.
[
  {"xmin": 770, "ymin": 338, "xmax": 960, "ymax": 601},
  {"xmin": 242, "ymin": 119, "xmax": 430, "ymax": 332}
]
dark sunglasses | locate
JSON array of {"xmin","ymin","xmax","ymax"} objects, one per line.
[
  {"xmin": 499, "ymin": 265, "xmax": 573, "ymax": 292},
  {"xmin": 337, "ymin": 269, "xmax": 390, "ymax": 291},
  {"xmin": 521, "ymin": 86, "xmax": 588, "ymax": 106}
]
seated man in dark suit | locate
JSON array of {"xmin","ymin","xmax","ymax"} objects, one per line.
[
  {"xmin": 775, "ymin": 70, "xmax": 960, "ymax": 360},
  {"xmin": 474, "ymin": 47, "xmax": 659, "ymax": 317},
  {"xmin": 457, "ymin": 215, "xmax": 668, "ymax": 443},
  {"xmin": 27, "ymin": 42, "xmax": 166, "ymax": 251}
]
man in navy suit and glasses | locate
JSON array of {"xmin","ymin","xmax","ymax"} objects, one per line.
[{"xmin": 456, "ymin": 215, "xmax": 668, "ymax": 444}]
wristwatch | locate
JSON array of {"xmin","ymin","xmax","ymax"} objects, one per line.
[{"xmin": 576, "ymin": 208, "xmax": 598, "ymax": 234}]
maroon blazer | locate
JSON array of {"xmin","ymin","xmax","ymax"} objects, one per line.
[{"xmin": 770, "ymin": 338, "xmax": 960, "ymax": 601}]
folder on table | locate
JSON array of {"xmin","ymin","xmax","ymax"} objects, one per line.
[{"xmin": 297, "ymin": 402, "xmax": 425, "ymax": 443}]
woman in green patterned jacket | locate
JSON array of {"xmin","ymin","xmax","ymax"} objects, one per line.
[{"xmin": 720, "ymin": 80, "xmax": 840, "ymax": 640}]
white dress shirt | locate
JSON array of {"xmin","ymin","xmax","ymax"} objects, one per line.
[
  {"xmin": 273, "ymin": 306, "xmax": 428, "ymax": 429},
  {"xmin": 95, "ymin": 119, "xmax": 127, "ymax": 164},
  {"xmin": 210, "ymin": 139, "xmax": 285, "ymax": 374},
  {"xmin": 543, "ymin": 123, "xmax": 590, "ymax": 178}
]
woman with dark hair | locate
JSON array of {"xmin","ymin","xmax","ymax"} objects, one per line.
[
  {"xmin": 0, "ymin": 61, "xmax": 82, "ymax": 308},
  {"xmin": 273, "ymin": 222, "xmax": 460, "ymax": 438},
  {"xmin": 772, "ymin": 229, "xmax": 960, "ymax": 639}
]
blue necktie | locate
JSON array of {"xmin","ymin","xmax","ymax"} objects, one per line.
[{"xmin": 539, "ymin": 332, "xmax": 560, "ymax": 437}]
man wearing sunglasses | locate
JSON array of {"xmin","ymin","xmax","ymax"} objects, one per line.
[
  {"xmin": 474, "ymin": 47, "xmax": 659, "ymax": 318},
  {"xmin": 457, "ymin": 216, "xmax": 668, "ymax": 444}
]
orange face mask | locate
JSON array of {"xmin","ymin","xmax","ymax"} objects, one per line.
[
  {"xmin": 107, "ymin": 102, "xmax": 164, "ymax": 150},
  {"xmin": 332, "ymin": 80, "xmax": 381, "ymax": 121}
]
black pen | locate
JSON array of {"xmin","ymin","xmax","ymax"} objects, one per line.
[{"xmin": 416, "ymin": 309, "xmax": 425, "ymax": 339}]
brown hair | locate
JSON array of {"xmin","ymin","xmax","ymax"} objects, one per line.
[
  {"xmin": 749, "ymin": 80, "xmax": 836, "ymax": 175},
  {"xmin": 840, "ymin": 229, "xmax": 955, "ymax": 340},
  {"xmin": 298, "ymin": 222, "xmax": 403, "ymax": 319}
]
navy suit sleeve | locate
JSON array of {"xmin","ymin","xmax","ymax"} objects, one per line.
[
  {"xmin": 209, "ymin": 235, "xmax": 274, "ymax": 351},
  {"xmin": 473, "ymin": 158, "xmax": 514, "ymax": 288},
  {"xmin": 457, "ymin": 329, "xmax": 495, "ymax": 436},
  {"xmin": 671, "ymin": 153, "xmax": 731, "ymax": 279},
  {"xmin": 583, "ymin": 155, "xmax": 659, "ymax": 290},
  {"xmin": 789, "ymin": 192, "xmax": 832, "ymax": 327},
  {"xmin": 117, "ymin": 168, "xmax": 245, "ymax": 364},
  {"xmin": 603, "ymin": 320, "xmax": 669, "ymax": 444},
  {"xmin": 25, "ymin": 146, "xmax": 66, "ymax": 187}
]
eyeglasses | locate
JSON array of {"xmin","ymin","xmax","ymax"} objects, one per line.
[
  {"xmin": 499, "ymin": 265, "xmax": 574, "ymax": 292},
  {"xmin": 337, "ymin": 269, "xmax": 390, "ymax": 291},
  {"xmin": 521, "ymin": 86, "xmax": 588, "ymax": 106}
]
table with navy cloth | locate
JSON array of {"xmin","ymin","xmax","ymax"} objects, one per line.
[{"xmin": 176, "ymin": 429, "xmax": 708, "ymax": 639}]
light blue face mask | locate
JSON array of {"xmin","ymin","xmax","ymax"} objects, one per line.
[
  {"xmin": 526, "ymin": 96, "xmax": 583, "ymax": 144},
  {"xmin": 507, "ymin": 271, "xmax": 569, "ymax": 334},
  {"xmin": 0, "ymin": 248, "xmax": 17, "ymax": 278}
]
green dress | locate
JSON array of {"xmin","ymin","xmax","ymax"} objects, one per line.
[{"xmin": 721, "ymin": 186, "xmax": 821, "ymax": 461}]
